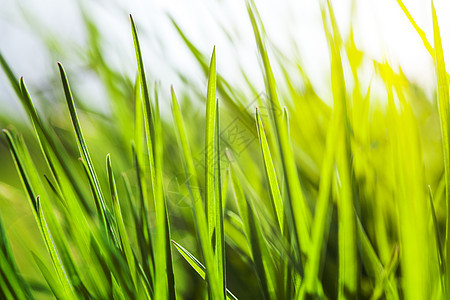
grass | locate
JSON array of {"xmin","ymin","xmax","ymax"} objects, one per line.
[{"xmin": 0, "ymin": 0, "xmax": 448, "ymax": 299}]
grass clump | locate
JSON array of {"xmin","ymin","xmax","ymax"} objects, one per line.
[{"xmin": 0, "ymin": 0, "xmax": 448, "ymax": 299}]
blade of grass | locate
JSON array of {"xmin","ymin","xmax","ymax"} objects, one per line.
[
  {"xmin": 247, "ymin": 1, "xmax": 311, "ymax": 263},
  {"xmin": 206, "ymin": 47, "xmax": 217, "ymax": 246},
  {"xmin": 215, "ymin": 98, "xmax": 226, "ymax": 298},
  {"xmin": 57, "ymin": 62, "xmax": 115, "ymax": 243},
  {"xmin": 3, "ymin": 129, "xmax": 75, "ymax": 298},
  {"xmin": 432, "ymin": 4, "xmax": 450, "ymax": 295},
  {"xmin": 229, "ymin": 163, "xmax": 277, "ymax": 300},
  {"xmin": 106, "ymin": 154, "xmax": 138, "ymax": 290},
  {"xmin": 255, "ymin": 108, "xmax": 283, "ymax": 232},
  {"xmin": 171, "ymin": 86, "xmax": 222, "ymax": 299},
  {"xmin": 320, "ymin": 0, "xmax": 357, "ymax": 297},
  {"xmin": 429, "ymin": 186, "xmax": 445, "ymax": 295},
  {"xmin": 172, "ymin": 240, "xmax": 237, "ymax": 300},
  {"xmin": 154, "ymin": 81, "xmax": 177, "ymax": 300}
]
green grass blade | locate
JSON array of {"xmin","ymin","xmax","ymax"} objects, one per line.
[
  {"xmin": 172, "ymin": 240, "xmax": 238, "ymax": 300},
  {"xmin": 429, "ymin": 186, "xmax": 445, "ymax": 295},
  {"xmin": 131, "ymin": 143, "xmax": 155, "ymax": 286},
  {"xmin": 320, "ymin": 0, "xmax": 357, "ymax": 297},
  {"xmin": 230, "ymin": 165, "xmax": 276, "ymax": 300},
  {"xmin": 18, "ymin": 76, "xmax": 91, "ymax": 213},
  {"xmin": 247, "ymin": 1, "xmax": 311, "ymax": 261},
  {"xmin": 31, "ymin": 252, "xmax": 65, "ymax": 299},
  {"xmin": 106, "ymin": 154, "xmax": 138, "ymax": 290},
  {"xmin": 301, "ymin": 104, "xmax": 339, "ymax": 298},
  {"xmin": 154, "ymin": 82, "xmax": 177, "ymax": 300},
  {"xmin": 171, "ymin": 87, "xmax": 222, "ymax": 299},
  {"xmin": 57, "ymin": 62, "xmax": 114, "ymax": 240},
  {"xmin": 206, "ymin": 47, "xmax": 217, "ymax": 245},
  {"xmin": 432, "ymin": 4, "xmax": 450, "ymax": 295},
  {"xmin": 36, "ymin": 196, "xmax": 75, "ymax": 298},
  {"xmin": 255, "ymin": 108, "xmax": 283, "ymax": 232},
  {"xmin": 215, "ymin": 99, "xmax": 226, "ymax": 298},
  {"xmin": 0, "ymin": 213, "xmax": 33, "ymax": 299}
]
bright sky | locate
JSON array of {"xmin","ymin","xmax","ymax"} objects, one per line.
[{"xmin": 0, "ymin": 0, "xmax": 449, "ymax": 115}]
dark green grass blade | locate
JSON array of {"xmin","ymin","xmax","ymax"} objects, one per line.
[{"xmin": 172, "ymin": 240, "xmax": 238, "ymax": 300}]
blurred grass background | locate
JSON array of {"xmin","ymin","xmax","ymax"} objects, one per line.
[{"xmin": 0, "ymin": 0, "xmax": 449, "ymax": 299}]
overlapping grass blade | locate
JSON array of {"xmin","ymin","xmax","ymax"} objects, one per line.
[
  {"xmin": 172, "ymin": 240, "xmax": 237, "ymax": 300},
  {"xmin": 431, "ymin": 4, "xmax": 450, "ymax": 294},
  {"xmin": 255, "ymin": 108, "xmax": 283, "ymax": 232},
  {"xmin": 58, "ymin": 63, "xmax": 116, "ymax": 243},
  {"xmin": 130, "ymin": 15, "xmax": 176, "ymax": 299},
  {"xmin": 320, "ymin": 0, "xmax": 357, "ymax": 297},
  {"xmin": 171, "ymin": 86, "xmax": 222, "ymax": 299},
  {"xmin": 229, "ymin": 163, "xmax": 277, "ymax": 300},
  {"xmin": 3, "ymin": 129, "xmax": 76, "ymax": 298},
  {"xmin": 247, "ymin": 2, "xmax": 311, "ymax": 265},
  {"xmin": 106, "ymin": 154, "xmax": 138, "ymax": 290}
]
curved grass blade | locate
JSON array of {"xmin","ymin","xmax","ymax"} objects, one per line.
[
  {"xmin": 57, "ymin": 62, "xmax": 115, "ymax": 243},
  {"xmin": 172, "ymin": 240, "xmax": 237, "ymax": 300}
]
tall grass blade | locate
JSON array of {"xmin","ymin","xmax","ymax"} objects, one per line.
[
  {"xmin": 57, "ymin": 62, "xmax": 115, "ymax": 242},
  {"xmin": 432, "ymin": 4, "xmax": 450, "ymax": 295},
  {"xmin": 171, "ymin": 87, "xmax": 222, "ymax": 299}
]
